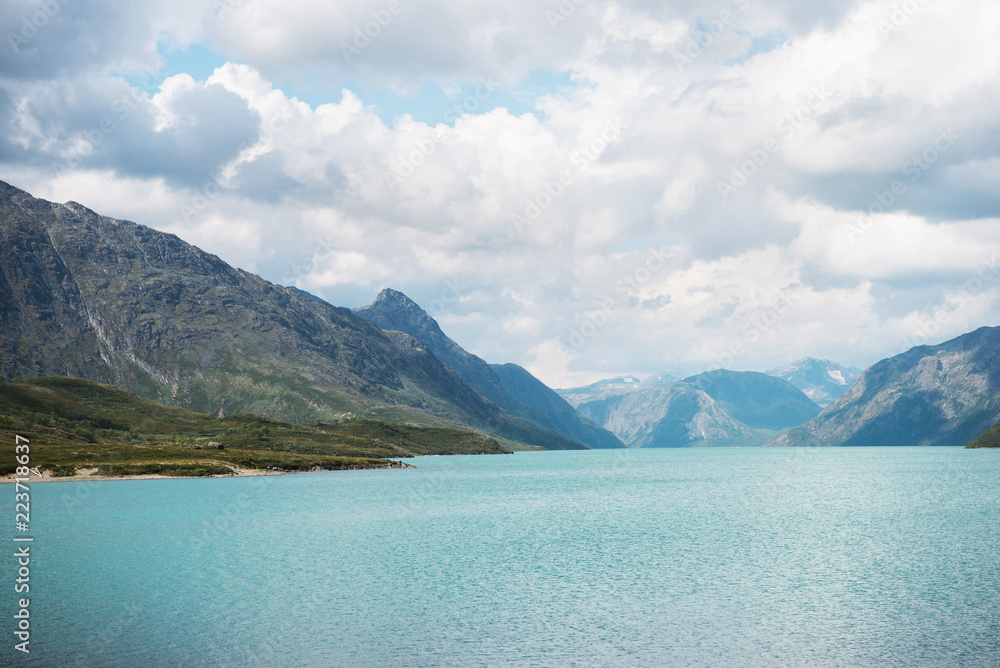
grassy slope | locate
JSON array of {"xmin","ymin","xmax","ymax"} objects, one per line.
[
  {"xmin": 966, "ymin": 423, "xmax": 1000, "ymax": 448},
  {"xmin": 0, "ymin": 377, "xmax": 511, "ymax": 476}
]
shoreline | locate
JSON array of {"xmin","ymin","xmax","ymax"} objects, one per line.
[{"xmin": 0, "ymin": 460, "xmax": 414, "ymax": 483}]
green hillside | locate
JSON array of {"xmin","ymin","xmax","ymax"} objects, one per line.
[
  {"xmin": 966, "ymin": 422, "xmax": 1000, "ymax": 448},
  {"xmin": 0, "ymin": 377, "xmax": 510, "ymax": 477}
]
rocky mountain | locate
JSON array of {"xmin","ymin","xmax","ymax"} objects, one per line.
[
  {"xmin": 557, "ymin": 370, "xmax": 678, "ymax": 408},
  {"xmin": 556, "ymin": 375, "xmax": 643, "ymax": 408},
  {"xmin": 355, "ymin": 288, "xmax": 624, "ymax": 449},
  {"xmin": 766, "ymin": 358, "xmax": 862, "ymax": 407},
  {"xmin": 577, "ymin": 370, "xmax": 821, "ymax": 447},
  {"xmin": 489, "ymin": 363, "xmax": 625, "ymax": 450},
  {"xmin": 0, "ymin": 180, "xmax": 585, "ymax": 450},
  {"xmin": 680, "ymin": 371, "xmax": 824, "ymax": 430},
  {"xmin": 766, "ymin": 327, "xmax": 1000, "ymax": 447},
  {"xmin": 637, "ymin": 371, "xmax": 680, "ymax": 389}
]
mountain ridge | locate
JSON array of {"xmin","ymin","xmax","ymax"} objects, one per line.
[
  {"xmin": 765, "ymin": 358, "xmax": 861, "ymax": 407},
  {"xmin": 766, "ymin": 327, "xmax": 1000, "ymax": 447},
  {"xmin": 556, "ymin": 375, "xmax": 643, "ymax": 408},
  {"xmin": 576, "ymin": 369, "xmax": 821, "ymax": 447},
  {"xmin": 489, "ymin": 362, "xmax": 625, "ymax": 449},
  {"xmin": 356, "ymin": 288, "xmax": 625, "ymax": 449},
  {"xmin": 0, "ymin": 180, "xmax": 583, "ymax": 450}
]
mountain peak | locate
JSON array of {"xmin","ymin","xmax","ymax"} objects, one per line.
[
  {"xmin": 765, "ymin": 358, "xmax": 861, "ymax": 407},
  {"xmin": 374, "ymin": 287, "xmax": 418, "ymax": 306},
  {"xmin": 356, "ymin": 289, "xmax": 624, "ymax": 449},
  {"xmin": 365, "ymin": 288, "xmax": 433, "ymax": 318},
  {"xmin": 357, "ymin": 288, "xmax": 441, "ymax": 335}
]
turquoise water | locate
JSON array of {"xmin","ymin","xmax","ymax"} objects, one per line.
[{"xmin": 8, "ymin": 447, "xmax": 1000, "ymax": 667}]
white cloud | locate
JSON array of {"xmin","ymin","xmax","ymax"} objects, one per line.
[{"xmin": 2, "ymin": 0, "xmax": 1000, "ymax": 388}]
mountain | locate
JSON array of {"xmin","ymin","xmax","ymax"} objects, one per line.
[
  {"xmin": 556, "ymin": 375, "xmax": 643, "ymax": 408},
  {"xmin": 766, "ymin": 327, "xmax": 1000, "ymax": 447},
  {"xmin": 766, "ymin": 358, "xmax": 862, "ymax": 407},
  {"xmin": 489, "ymin": 363, "xmax": 625, "ymax": 450},
  {"xmin": 355, "ymin": 288, "xmax": 624, "ymax": 448},
  {"xmin": 637, "ymin": 371, "xmax": 680, "ymax": 389},
  {"xmin": 680, "ymin": 370, "xmax": 824, "ymax": 430},
  {"xmin": 0, "ymin": 180, "xmax": 584, "ymax": 450},
  {"xmin": 577, "ymin": 370, "xmax": 821, "ymax": 447}
]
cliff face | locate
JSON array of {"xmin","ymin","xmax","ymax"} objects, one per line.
[
  {"xmin": 766, "ymin": 327, "xmax": 1000, "ymax": 447},
  {"xmin": 0, "ymin": 180, "xmax": 582, "ymax": 448}
]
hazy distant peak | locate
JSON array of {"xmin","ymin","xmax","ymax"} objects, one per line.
[
  {"xmin": 574, "ymin": 368, "xmax": 820, "ymax": 447},
  {"xmin": 765, "ymin": 358, "xmax": 862, "ymax": 408},
  {"xmin": 638, "ymin": 371, "xmax": 677, "ymax": 389},
  {"xmin": 559, "ymin": 375, "xmax": 640, "ymax": 392}
]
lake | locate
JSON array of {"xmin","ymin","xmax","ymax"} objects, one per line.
[{"xmin": 11, "ymin": 447, "xmax": 1000, "ymax": 666}]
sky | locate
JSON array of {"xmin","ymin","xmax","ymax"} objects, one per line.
[{"xmin": 1, "ymin": 0, "xmax": 999, "ymax": 388}]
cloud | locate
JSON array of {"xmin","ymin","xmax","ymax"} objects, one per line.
[
  {"xmin": 1, "ymin": 0, "xmax": 205, "ymax": 80},
  {"xmin": 2, "ymin": 0, "xmax": 1000, "ymax": 388},
  {"xmin": 1, "ymin": 73, "xmax": 261, "ymax": 187}
]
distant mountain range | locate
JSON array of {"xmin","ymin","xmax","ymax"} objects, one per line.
[
  {"xmin": 556, "ymin": 376, "xmax": 643, "ymax": 408},
  {"xmin": 555, "ymin": 372, "xmax": 685, "ymax": 409},
  {"xmin": 767, "ymin": 327, "xmax": 1000, "ymax": 447},
  {"xmin": 4, "ymin": 180, "xmax": 999, "ymax": 452},
  {"xmin": 356, "ymin": 289, "xmax": 624, "ymax": 449},
  {"xmin": 572, "ymin": 370, "xmax": 822, "ymax": 447},
  {"xmin": 0, "ymin": 180, "xmax": 584, "ymax": 451},
  {"xmin": 765, "ymin": 358, "xmax": 862, "ymax": 407}
]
